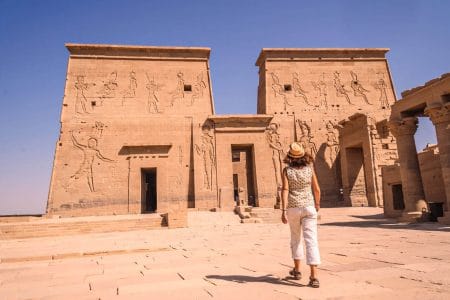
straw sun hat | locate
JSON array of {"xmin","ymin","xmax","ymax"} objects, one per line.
[{"xmin": 287, "ymin": 142, "xmax": 305, "ymax": 159}]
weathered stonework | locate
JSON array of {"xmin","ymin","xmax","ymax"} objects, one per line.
[{"xmin": 47, "ymin": 45, "xmax": 399, "ymax": 224}]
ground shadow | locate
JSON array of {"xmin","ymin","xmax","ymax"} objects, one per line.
[
  {"xmin": 349, "ymin": 213, "xmax": 385, "ymax": 220},
  {"xmin": 205, "ymin": 274, "xmax": 305, "ymax": 287},
  {"xmin": 321, "ymin": 219, "xmax": 450, "ymax": 232}
]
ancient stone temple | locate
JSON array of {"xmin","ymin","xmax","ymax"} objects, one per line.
[{"xmin": 47, "ymin": 44, "xmax": 398, "ymax": 220}]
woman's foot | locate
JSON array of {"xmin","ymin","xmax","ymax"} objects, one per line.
[
  {"xmin": 308, "ymin": 277, "xmax": 320, "ymax": 288},
  {"xmin": 289, "ymin": 268, "xmax": 301, "ymax": 280}
]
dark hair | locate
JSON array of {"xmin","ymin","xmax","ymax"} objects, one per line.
[{"xmin": 283, "ymin": 152, "xmax": 314, "ymax": 168}]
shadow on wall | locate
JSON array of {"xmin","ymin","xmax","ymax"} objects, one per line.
[{"xmin": 315, "ymin": 143, "xmax": 343, "ymax": 207}]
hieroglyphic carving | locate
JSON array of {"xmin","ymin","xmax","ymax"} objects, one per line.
[
  {"xmin": 325, "ymin": 120, "xmax": 339, "ymax": 166},
  {"xmin": 195, "ymin": 123, "xmax": 215, "ymax": 190},
  {"xmin": 145, "ymin": 73, "xmax": 162, "ymax": 113},
  {"xmin": 122, "ymin": 71, "xmax": 137, "ymax": 98},
  {"xmin": 373, "ymin": 73, "xmax": 389, "ymax": 108},
  {"xmin": 171, "ymin": 72, "xmax": 185, "ymax": 106},
  {"xmin": 270, "ymin": 73, "xmax": 290, "ymax": 110},
  {"xmin": 191, "ymin": 73, "xmax": 207, "ymax": 105},
  {"xmin": 292, "ymin": 72, "xmax": 312, "ymax": 106},
  {"xmin": 74, "ymin": 75, "xmax": 95, "ymax": 114},
  {"xmin": 69, "ymin": 129, "xmax": 115, "ymax": 192},
  {"xmin": 98, "ymin": 71, "xmax": 118, "ymax": 98},
  {"xmin": 296, "ymin": 120, "xmax": 317, "ymax": 158},
  {"xmin": 311, "ymin": 73, "xmax": 328, "ymax": 109},
  {"xmin": 350, "ymin": 71, "xmax": 371, "ymax": 105},
  {"xmin": 178, "ymin": 145, "xmax": 183, "ymax": 166},
  {"xmin": 333, "ymin": 71, "xmax": 352, "ymax": 105},
  {"xmin": 266, "ymin": 123, "xmax": 284, "ymax": 189}
]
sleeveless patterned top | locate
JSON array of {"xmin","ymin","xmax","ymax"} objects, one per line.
[{"xmin": 286, "ymin": 165, "xmax": 315, "ymax": 208}]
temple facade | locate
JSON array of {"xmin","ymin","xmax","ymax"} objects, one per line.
[{"xmin": 47, "ymin": 44, "xmax": 399, "ymax": 220}]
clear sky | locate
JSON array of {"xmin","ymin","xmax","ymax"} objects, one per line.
[{"xmin": 0, "ymin": 0, "xmax": 448, "ymax": 215}]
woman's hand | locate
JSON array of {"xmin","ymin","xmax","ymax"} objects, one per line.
[
  {"xmin": 315, "ymin": 203, "xmax": 320, "ymax": 212},
  {"xmin": 281, "ymin": 211, "xmax": 288, "ymax": 224}
]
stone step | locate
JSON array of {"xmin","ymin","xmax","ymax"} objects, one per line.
[{"xmin": 0, "ymin": 214, "xmax": 166, "ymax": 240}]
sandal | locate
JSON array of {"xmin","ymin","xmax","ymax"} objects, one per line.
[
  {"xmin": 289, "ymin": 268, "xmax": 302, "ymax": 280},
  {"xmin": 308, "ymin": 277, "xmax": 320, "ymax": 288}
]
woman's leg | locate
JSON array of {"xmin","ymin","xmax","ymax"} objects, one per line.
[
  {"xmin": 302, "ymin": 207, "xmax": 321, "ymax": 277},
  {"xmin": 287, "ymin": 208, "xmax": 304, "ymax": 272}
]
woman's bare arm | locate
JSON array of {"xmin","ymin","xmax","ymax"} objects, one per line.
[
  {"xmin": 281, "ymin": 167, "xmax": 289, "ymax": 224},
  {"xmin": 311, "ymin": 167, "xmax": 321, "ymax": 211}
]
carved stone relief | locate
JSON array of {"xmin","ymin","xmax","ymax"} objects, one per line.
[
  {"xmin": 333, "ymin": 71, "xmax": 353, "ymax": 105},
  {"xmin": 266, "ymin": 123, "xmax": 284, "ymax": 189},
  {"xmin": 325, "ymin": 120, "xmax": 339, "ymax": 167},
  {"xmin": 171, "ymin": 72, "xmax": 185, "ymax": 106},
  {"xmin": 350, "ymin": 71, "xmax": 371, "ymax": 105},
  {"xmin": 145, "ymin": 73, "xmax": 162, "ymax": 113},
  {"xmin": 191, "ymin": 73, "xmax": 207, "ymax": 105},
  {"xmin": 292, "ymin": 72, "xmax": 312, "ymax": 106},
  {"xmin": 195, "ymin": 123, "xmax": 216, "ymax": 190},
  {"xmin": 74, "ymin": 75, "xmax": 96, "ymax": 115},
  {"xmin": 373, "ymin": 73, "xmax": 389, "ymax": 108},
  {"xmin": 68, "ymin": 123, "xmax": 115, "ymax": 192},
  {"xmin": 296, "ymin": 120, "xmax": 317, "ymax": 158},
  {"xmin": 270, "ymin": 73, "xmax": 291, "ymax": 110},
  {"xmin": 311, "ymin": 73, "xmax": 328, "ymax": 109},
  {"xmin": 121, "ymin": 70, "xmax": 137, "ymax": 98},
  {"xmin": 97, "ymin": 71, "xmax": 118, "ymax": 98}
]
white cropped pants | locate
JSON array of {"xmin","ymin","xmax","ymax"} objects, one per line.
[{"xmin": 287, "ymin": 206, "xmax": 321, "ymax": 265}]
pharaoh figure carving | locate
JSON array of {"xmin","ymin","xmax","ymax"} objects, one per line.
[
  {"xmin": 325, "ymin": 120, "xmax": 339, "ymax": 167},
  {"xmin": 195, "ymin": 123, "xmax": 216, "ymax": 190},
  {"xmin": 333, "ymin": 71, "xmax": 352, "ymax": 105},
  {"xmin": 171, "ymin": 72, "xmax": 185, "ymax": 106},
  {"xmin": 350, "ymin": 71, "xmax": 371, "ymax": 105},
  {"xmin": 74, "ymin": 75, "xmax": 95, "ymax": 114},
  {"xmin": 292, "ymin": 72, "xmax": 312, "ymax": 106},
  {"xmin": 69, "ymin": 123, "xmax": 115, "ymax": 192},
  {"xmin": 270, "ymin": 73, "xmax": 290, "ymax": 110},
  {"xmin": 373, "ymin": 73, "xmax": 389, "ymax": 108},
  {"xmin": 191, "ymin": 73, "xmax": 207, "ymax": 105},
  {"xmin": 98, "ymin": 71, "xmax": 118, "ymax": 98},
  {"xmin": 266, "ymin": 123, "xmax": 284, "ymax": 195},
  {"xmin": 145, "ymin": 73, "xmax": 162, "ymax": 113},
  {"xmin": 122, "ymin": 70, "xmax": 137, "ymax": 98},
  {"xmin": 297, "ymin": 120, "xmax": 317, "ymax": 158},
  {"xmin": 311, "ymin": 73, "xmax": 328, "ymax": 109}
]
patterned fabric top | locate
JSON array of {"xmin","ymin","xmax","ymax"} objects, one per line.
[{"xmin": 286, "ymin": 165, "xmax": 315, "ymax": 208}]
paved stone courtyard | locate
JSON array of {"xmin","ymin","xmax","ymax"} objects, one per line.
[{"xmin": 1, "ymin": 207, "xmax": 449, "ymax": 299}]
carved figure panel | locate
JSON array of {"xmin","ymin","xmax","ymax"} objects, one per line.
[
  {"xmin": 74, "ymin": 75, "xmax": 96, "ymax": 115},
  {"xmin": 68, "ymin": 124, "xmax": 115, "ymax": 192},
  {"xmin": 333, "ymin": 71, "xmax": 352, "ymax": 105},
  {"xmin": 296, "ymin": 120, "xmax": 317, "ymax": 158},
  {"xmin": 266, "ymin": 123, "xmax": 284, "ymax": 188},
  {"xmin": 292, "ymin": 72, "xmax": 312, "ymax": 106},
  {"xmin": 97, "ymin": 71, "xmax": 118, "ymax": 98},
  {"xmin": 270, "ymin": 73, "xmax": 291, "ymax": 110},
  {"xmin": 373, "ymin": 73, "xmax": 389, "ymax": 108},
  {"xmin": 195, "ymin": 123, "xmax": 216, "ymax": 190},
  {"xmin": 191, "ymin": 73, "xmax": 207, "ymax": 105},
  {"xmin": 350, "ymin": 71, "xmax": 371, "ymax": 105},
  {"xmin": 121, "ymin": 70, "xmax": 137, "ymax": 98},
  {"xmin": 325, "ymin": 120, "xmax": 339, "ymax": 167},
  {"xmin": 171, "ymin": 72, "xmax": 185, "ymax": 106},
  {"xmin": 145, "ymin": 73, "xmax": 163, "ymax": 113},
  {"xmin": 311, "ymin": 73, "xmax": 328, "ymax": 109}
]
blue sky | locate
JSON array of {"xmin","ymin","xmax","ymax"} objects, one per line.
[{"xmin": 0, "ymin": 0, "xmax": 448, "ymax": 214}]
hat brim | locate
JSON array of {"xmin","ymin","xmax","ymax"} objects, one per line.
[{"xmin": 287, "ymin": 152, "xmax": 305, "ymax": 159}]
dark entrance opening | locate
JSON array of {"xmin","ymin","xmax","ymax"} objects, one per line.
[
  {"xmin": 142, "ymin": 168, "xmax": 157, "ymax": 213},
  {"xmin": 392, "ymin": 184, "xmax": 405, "ymax": 210},
  {"xmin": 231, "ymin": 145, "xmax": 256, "ymax": 207}
]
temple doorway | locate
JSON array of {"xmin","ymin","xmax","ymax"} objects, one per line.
[
  {"xmin": 141, "ymin": 168, "xmax": 157, "ymax": 213},
  {"xmin": 231, "ymin": 145, "xmax": 256, "ymax": 206}
]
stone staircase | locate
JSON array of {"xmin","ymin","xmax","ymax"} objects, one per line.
[
  {"xmin": 234, "ymin": 206, "xmax": 281, "ymax": 224},
  {"xmin": 0, "ymin": 213, "xmax": 167, "ymax": 240}
]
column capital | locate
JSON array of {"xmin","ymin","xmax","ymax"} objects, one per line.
[
  {"xmin": 425, "ymin": 103, "xmax": 450, "ymax": 125},
  {"xmin": 388, "ymin": 117, "xmax": 418, "ymax": 137}
]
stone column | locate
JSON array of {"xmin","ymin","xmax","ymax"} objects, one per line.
[
  {"xmin": 425, "ymin": 103, "xmax": 450, "ymax": 224},
  {"xmin": 389, "ymin": 117, "xmax": 427, "ymax": 221}
]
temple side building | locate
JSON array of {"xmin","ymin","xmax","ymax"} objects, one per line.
[{"xmin": 47, "ymin": 44, "xmax": 399, "ymax": 224}]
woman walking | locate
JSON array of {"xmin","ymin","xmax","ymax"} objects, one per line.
[{"xmin": 281, "ymin": 142, "xmax": 321, "ymax": 288}]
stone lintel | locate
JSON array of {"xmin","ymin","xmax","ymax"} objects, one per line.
[
  {"xmin": 66, "ymin": 43, "xmax": 211, "ymax": 60},
  {"xmin": 255, "ymin": 48, "xmax": 389, "ymax": 66},
  {"xmin": 401, "ymin": 73, "xmax": 450, "ymax": 98},
  {"xmin": 208, "ymin": 114, "xmax": 273, "ymax": 129}
]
